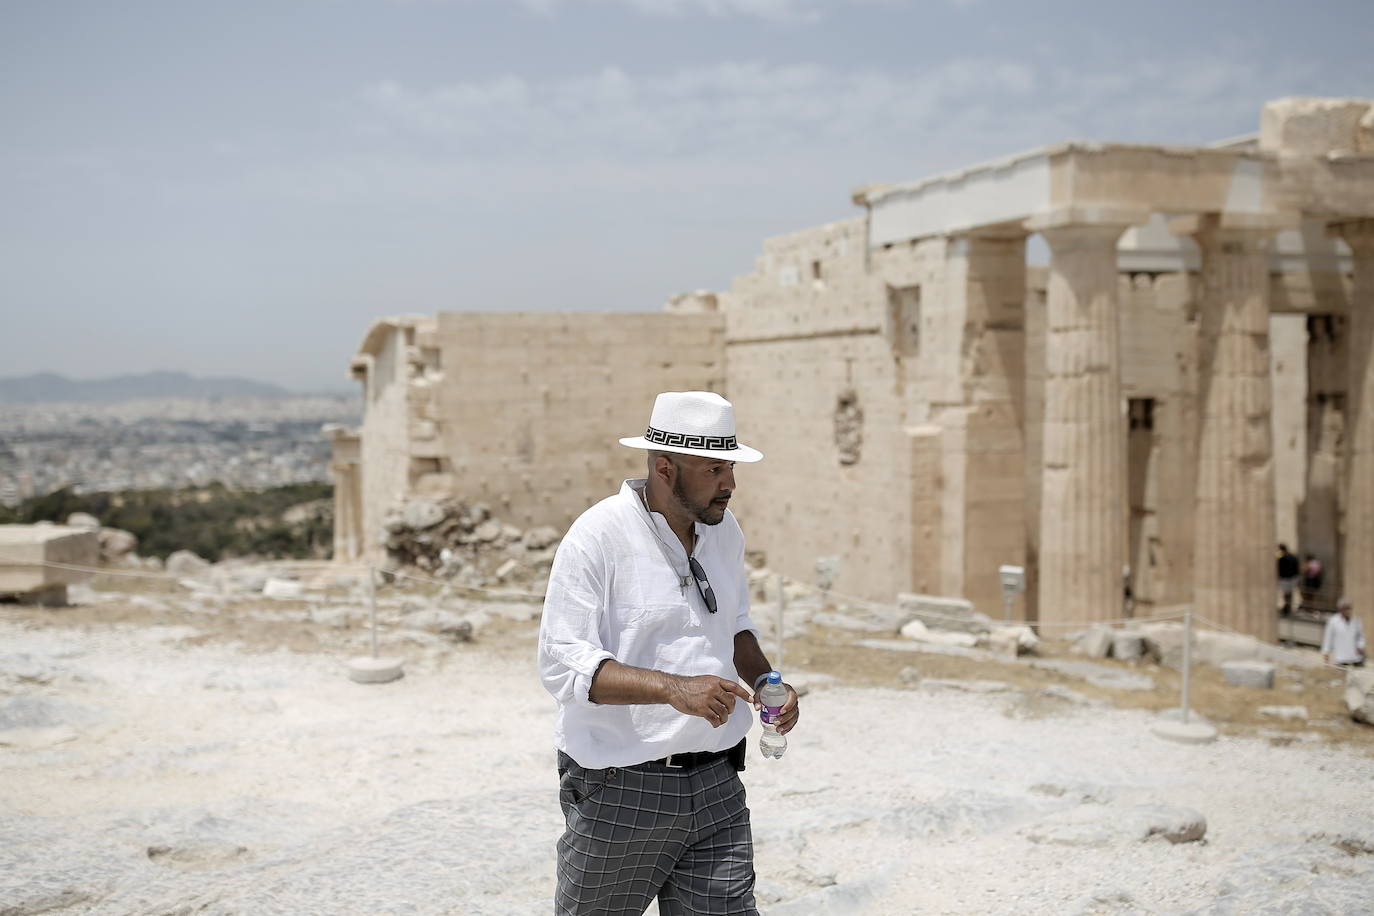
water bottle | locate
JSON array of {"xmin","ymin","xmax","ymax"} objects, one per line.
[{"xmin": 758, "ymin": 671, "xmax": 788, "ymax": 759}]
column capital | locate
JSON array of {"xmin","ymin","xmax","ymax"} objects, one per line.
[
  {"xmin": 1328, "ymin": 217, "xmax": 1374, "ymax": 253},
  {"xmin": 1025, "ymin": 205, "xmax": 1150, "ymax": 234},
  {"xmin": 949, "ymin": 220, "xmax": 1030, "ymax": 242},
  {"xmin": 1168, "ymin": 211, "xmax": 1299, "ymax": 239}
]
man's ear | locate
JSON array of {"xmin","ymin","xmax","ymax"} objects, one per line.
[{"xmin": 653, "ymin": 453, "xmax": 677, "ymax": 486}]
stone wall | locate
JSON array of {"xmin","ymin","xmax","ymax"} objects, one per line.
[
  {"xmin": 357, "ymin": 321, "xmax": 421, "ymax": 563},
  {"xmin": 723, "ymin": 218, "xmax": 917, "ymax": 602},
  {"xmin": 424, "ymin": 311, "xmax": 725, "ymax": 533}
]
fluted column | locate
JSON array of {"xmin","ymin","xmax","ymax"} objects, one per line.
[
  {"xmin": 1175, "ymin": 212, "xmax": 1293, "ymax": 642},
  {"xmin": 1332, "ymin": 219, "xmax": 1374, "ymax": 638},
  {"xmin": 1027, "ymin": 208, "xmax": 1143, "ymax": 626},
  {"xmin": 948, "ymin": 229, "xmax": 1028, "ymax": 617}
]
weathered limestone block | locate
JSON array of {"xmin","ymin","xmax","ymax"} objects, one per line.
[
  {"xmin": 1140, "ymin": 621, "xmax": 1192, "ymax": 669},
  {"xmin": 1074, "ymin": 627, "xmax": 1113, "ymax": 659},
  {"xmin": 988, "ymin": 625, "xmax": 1039, "ymax": 656},
  {"xmin": 0, "ymin": 525, "xmax": 99, "ymax": 597},
  {"xmin": 1260, "ymin": 97, "xmax": 1373, "ymax": 155},
  {"xmin": 402, "ymin": 608, "xmax": 474, "ymax": 642},
  {"xmin": 98, "ymin": 528, "xmax": 139, "ymax": 562},
  {"xmin": 899, "ymin": 618, "xmax": 929, "ymax": 640},
  {"xmin": 262, "ymin": 578, "xmax": 305, "ymax": 600},
  {"xmin": 1346, "ymin": 668, "xmax": 1374, "ymax": 725},
  {"xmin": 65, "ymin": 512, "xmax": 101, "ymax": 530},
  {"xmin": 165, "ymin": 550, "xmax": 212, "ymax": 579},
  {"xmin": 664, "ymin": 290, "xmax": 720, "ymax": 313},
  {"xmin": 1222, "ymin": 660, "xmax": 1276, "ymax": 689},
  {"xmin": 1194, "ymin": 631, "xmax": 1263, "ymax": 667},
  {"xmin": 1111, "ymin": 631, "xmax": 1145, "ymax": 661},
  {"xmin": 897, "ymin": 619, "xmax": 978, "ymax": 649},
  {"xmin": 400, "ymin": 499, "xmax": 446, "ymax": 531},
  {"xmin": 896, "ymin": 593, "xmax": 991, "ymax": 634}
]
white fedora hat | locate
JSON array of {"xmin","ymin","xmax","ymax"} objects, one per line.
[{"xmin": 619, "ymin": 391, "xmax": 763, "ymax": 462}]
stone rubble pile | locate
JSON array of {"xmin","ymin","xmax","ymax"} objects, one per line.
[
  {"xmin": 382, "ymin": 498, "xmax": 561, "ymax": 590},
  {"xmin": 894, "ymin": 593, "xmax": 1039, "ymax": 656},
  {"xmin": 65, "ymin": 512, "xmax": 141, "ymax": 566}
]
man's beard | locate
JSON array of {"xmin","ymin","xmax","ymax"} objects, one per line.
[{"xmin": 673, "ymin": 475, "xmax": 729, "ymax": 526}]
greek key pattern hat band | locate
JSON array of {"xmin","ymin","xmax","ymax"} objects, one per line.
[{"xmin": 644, "ymin": 426, "xmax": 738, "ymax": 451}]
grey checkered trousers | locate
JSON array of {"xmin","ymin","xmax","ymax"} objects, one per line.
[{"xmin": 555, "ymin": 751, "xmax": 759, "ymax": 915}]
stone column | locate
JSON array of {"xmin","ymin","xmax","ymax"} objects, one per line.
[
  {"xmin": 1174, "ymin": 212, "xmax": 1294, "ymax": 642},
  {"xmin": 1025, "ymin": 208, "xmax": 1145, "ymax": 627},
  {"xmin": 325, "ymin": 425, "xmax": 363, "ymax": 564},
  {"xmin": 1332, "ymin": 219, "xmax": 1374, "ymax": 638},
  {"xmin": 947, "ymin": 229, "xmax": 1028, "ymax": 617}
]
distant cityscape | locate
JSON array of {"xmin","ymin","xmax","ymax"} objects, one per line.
[{"xmin": 0, "ymin": 396, "xmax": 361, "ymax": 505}]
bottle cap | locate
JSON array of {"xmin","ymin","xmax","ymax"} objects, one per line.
[{"xmin": 767, "ymin": 671, "xmax": 781, "ymax": 684}]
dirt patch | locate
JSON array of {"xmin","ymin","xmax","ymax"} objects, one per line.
[{"xmin": 784, "ymin": 622, "xmax": 1373, "ymax": 750}]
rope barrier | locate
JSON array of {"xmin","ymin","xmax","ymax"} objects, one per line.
[
  {"xmin": 0, "ymin": 557, "xmax": 179, "ymax": 582},
  {"xmin": 1194, "ymin": 612, "xmax": 1354, "ymax": 672}
]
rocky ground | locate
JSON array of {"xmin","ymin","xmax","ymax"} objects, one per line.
[{"xmin": 1, "ymin": 568, "xmax": 1372, "ymax": 915}]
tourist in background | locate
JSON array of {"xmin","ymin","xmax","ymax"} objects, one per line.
[
  {"xmin": 1276, "ymin": 544, "xmax": 1300, "ymax": 616},
  {"xmin": 1321, "ymin": 598, "xmax": 1365, "ymax": 667},
  {"xmin": 1301, "ymin": 553, "xmax": 1324, "ymax": 606}
]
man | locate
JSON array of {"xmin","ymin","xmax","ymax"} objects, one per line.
[
  {"xmin": 1301, "ymin": 553, "xmax": 1324, "ymax": 605},
  {"xmin": 1276, "ymin": 544, "xmax": 1300, "ymax": 615},
  {"xmin": 538, "ymin": 390, "xmax": 799, "ymax": 916},
  {"xmin": 1321, "ymin": 597, "xmax": 1366, "ymax": 666}
]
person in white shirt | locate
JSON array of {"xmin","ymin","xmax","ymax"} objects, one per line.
[
  {"xmin": 1322, "ymin": 597, "xmax": 1366, "ymax": 666},
  {"xmin": 539, "ymin": 391, "xmax": 798, "ymax": 916}
]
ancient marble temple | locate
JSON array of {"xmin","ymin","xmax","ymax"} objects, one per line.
[{"xmin": 335, "ymin": 97, "xmax": 1374, "ymax": 644}]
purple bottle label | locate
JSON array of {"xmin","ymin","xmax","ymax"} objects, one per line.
[{"xmin": 760, "ymin": 704, "xmax": 782, "ymax": 725}]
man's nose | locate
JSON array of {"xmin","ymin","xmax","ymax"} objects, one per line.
[{"xmin": 719, "ymin": 467, "xmax": 736, "ymax": 491}]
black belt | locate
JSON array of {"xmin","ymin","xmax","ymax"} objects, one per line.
[{"xmin": 638, "ymin": 738, "xmax": 746, "ymax": 771}]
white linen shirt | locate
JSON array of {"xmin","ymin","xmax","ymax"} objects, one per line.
[
  {"xmin": 1322, "ymin": 612, "xmax": 1366, "ymax": 664},
  {"xmin": 538, "ymin": 478, "xmax": 759, "ymax": 769}
]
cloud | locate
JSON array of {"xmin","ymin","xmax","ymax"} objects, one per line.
[
  {"xmin": 353, "ymin": 56, "xmax": 1041, "ymax": 167},
  {"xmin": 493, "ymin": 0, "xmax": 825, "ymax": 23}
]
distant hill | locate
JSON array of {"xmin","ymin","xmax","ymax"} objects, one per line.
[{"xmin": 0, "ymin": 371, "xmax": 292, "ymax": 403}]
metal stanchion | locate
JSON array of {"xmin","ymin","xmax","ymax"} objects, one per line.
[
  {"xmin": 347, "ymin": 566, "xmax": 405, "ymax": 684},
  {"xmin": 369, "ymin": 566, "xmax": 379, "ymax": 659},
  {"xmin": 1151, "ymin": 607, "xmax": 1216, "ymax": 744},
  {"xmin": 1180, "ymin": 607, "xmax": 1193, "ymax": 724}
]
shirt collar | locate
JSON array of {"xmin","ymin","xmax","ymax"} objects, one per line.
[{"xmin": 621, "ymin": 477, "xmax": 705, "ymax": 553}]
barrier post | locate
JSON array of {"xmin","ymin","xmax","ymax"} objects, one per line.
[
  {"xmin": 368, "ymin": 566, "xmax": 379, "ymax": 659},
  {"xmin": 1180, "ymin": 608, "xmax": 1193, "ymax": 724}
]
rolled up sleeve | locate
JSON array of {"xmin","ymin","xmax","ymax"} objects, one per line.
[{"xmin": 538, "ymin": 537, "xmax": 614, "ymax": 708}]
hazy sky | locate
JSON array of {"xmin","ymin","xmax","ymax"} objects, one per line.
[{"xmin": 4, "ymin": 1, "xmax": 1371, "ymax": 391}]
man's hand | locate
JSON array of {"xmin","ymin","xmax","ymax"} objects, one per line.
[
  {"xmin": 753, "ymin": 683, "xmax": 800, "ymax": 735},
  {"xmin": 667, "ymin": 674, "xmax": 753, "ymax": 728}
]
